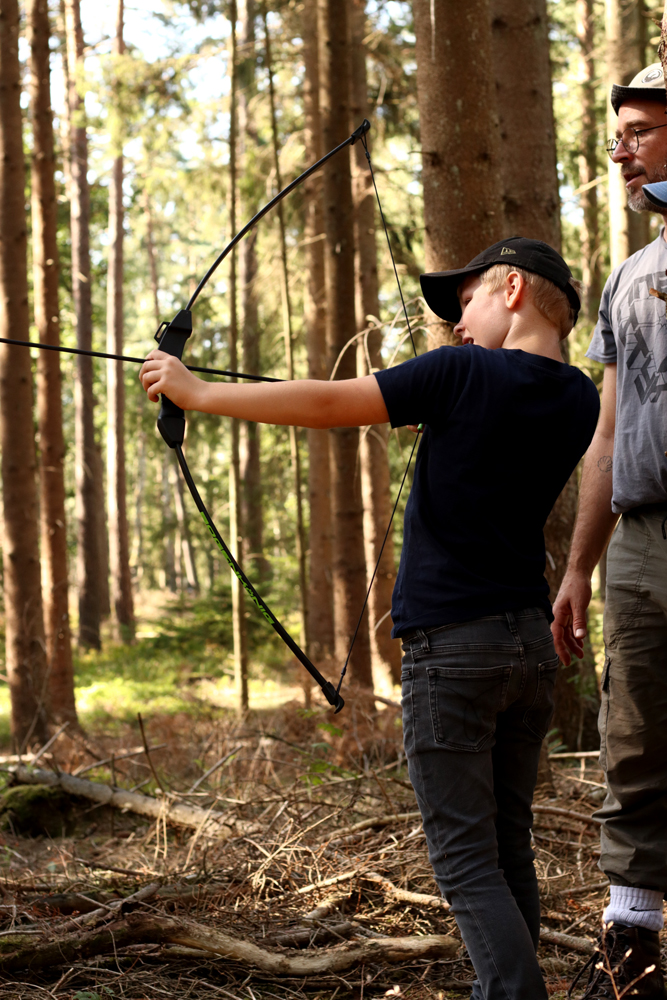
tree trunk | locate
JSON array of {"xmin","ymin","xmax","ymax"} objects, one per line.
[
  {"xmin": 228, "ymin": 0, "xmax": 248, "ymax": 713},
  {"xmin": 264, "ymin": 10, "xmax": 309, "ymax": 661},
  {"xmin": 28, "ymin": 0, "xmax": 77, "ymax": 726},
  {"xmin": 238, "ymin": 0, "xmax": 267, "ymax": 582},
  {"xmin": 319, "ymin": 0, "xmax": 373, "ymax": 690},
  {"xmin": 413, "ymin": 0, "xmax": 503, "ymax": 347},
  {"xmin": 106, "ymin": 0, "xmax": 134, "ymax": 643},
  {"xmin": 576, "ymin": 0, "xmax": 603, "ymax": 323},
  {"xmin": 350, "ymin": 0, "xmax": 400, "ymax": 687},
  {"xmin": 303, "ymin": 0, "xmax": 334, "ymax": 664},
  {"xmin": 171, "ymin": 459, "xmax": 198, "ymax": 592},
  {"xmin": 606, "ymin": 0, "xmax": 649, "ymax": 268},
  {"xmin": 64, "ymin": 0, "xmax": 102, "ymax": 650},
  {"xmin": 491, "ymin": 0, "xmax": 560, "ymax": 246},
  {"xmin": 0, "ymin": 0, "xmax": 49, "ymax": 749},
  {"xmin": 545, "ymin": 477, "xmax": 600, "ymax": 750}
]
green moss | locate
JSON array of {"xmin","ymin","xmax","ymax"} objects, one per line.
[{"xmin": 0, "ymin": 784, "xmax": 85, "ymax": 838}]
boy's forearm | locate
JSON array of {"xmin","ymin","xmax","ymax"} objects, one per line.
[{"xmin": 139, "ymin": 353, "xmax": 389, "ymax": 428}]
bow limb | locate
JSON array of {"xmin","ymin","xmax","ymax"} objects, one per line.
[{"xmin": 185, "ymin": 119, "xmax": 370, "ymax": 311}]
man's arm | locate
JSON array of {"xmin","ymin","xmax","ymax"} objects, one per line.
[
  {"xmin": 139, "ymin": 350, "xmax": 389, "ymax": 429},
  {"xmin": 551, "ymin": 363, "xmax": 619, "ymax": 664}
]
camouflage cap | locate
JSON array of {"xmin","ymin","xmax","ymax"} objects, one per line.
[{"xmin": 611, "ymin": 63, "xmax": 667, "ymax": 115}]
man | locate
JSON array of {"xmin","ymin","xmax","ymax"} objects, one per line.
[{"xmin": 553, "ymin": 64, "xmax": 667, "ymax": 999}]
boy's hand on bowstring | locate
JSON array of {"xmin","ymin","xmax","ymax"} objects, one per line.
[{"xmin": 140, "ymin": 350, "xmax": 204, "ymax": 409}]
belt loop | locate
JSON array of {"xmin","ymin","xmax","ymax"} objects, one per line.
[
  {"xmin": 416, "ymin": 628, "xmax": 430, "ymax": 652},
  {"xmin": 506, "ymin": 611, "xmax": 518, "ymax": 636}
]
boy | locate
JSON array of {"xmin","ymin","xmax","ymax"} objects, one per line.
[{"xmin": 140, "ymin": 237, "xmax": 600, "ymax": 1000}]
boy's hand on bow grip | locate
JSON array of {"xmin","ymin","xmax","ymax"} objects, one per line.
[{"xmin": 140, "ymin": 350, "xmax": 205, "ymax": 409}]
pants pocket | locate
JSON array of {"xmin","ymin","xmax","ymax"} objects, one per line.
[
  {"xmin": 523, "ymin": 655, "xmax": 559, "ymax": 741},
  {"xmin": 427, "ymin": 664, "xmax": 511, "ymax": 752},
  {"xmin": 597, "ymin": 655, "xmax": 611, "ymax": 771}
]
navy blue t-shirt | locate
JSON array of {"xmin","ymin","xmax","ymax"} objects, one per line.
[{"xmin": 374, "ymin": 345, "xmax": 600, "ymax": 636}]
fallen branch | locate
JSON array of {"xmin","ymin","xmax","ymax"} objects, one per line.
[
  {"xmin": 326, "ymin": 811, "xmax": 421, "ymax": 844},
  {"xmin": 532, "ymin": 805, "xmax": 601, "ymax": 827},
  {"xmin": 539, "ymin": 927, "xmax": 595, "ymax": 954},
  {"xmin": 0, "ymin": 913, "xmax": 458, "ymax": 974},
  {"xmin": 362, "ymin": 872, "xmax": 450, "ymax": 910},
  {"xmin": 6, "ymin": 764, "xmax": 241, "ymax": 838}
]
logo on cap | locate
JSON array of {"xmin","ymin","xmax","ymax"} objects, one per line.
[
  {"xmin": 642, "ymin": 68, "xmax": 663, "ymax": 83},
  {"xmin": 500, "ymin": 247, "xmax": 516, "ymax": 255}
]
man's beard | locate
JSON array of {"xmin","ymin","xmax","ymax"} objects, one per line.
[{"xmin": 626, "ymin": 163, "xmax": 667, "ymax": 212}]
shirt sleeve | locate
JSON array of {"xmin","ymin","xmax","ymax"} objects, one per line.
[
  {"xmin": 586, "ymin": 276, "xmax": 617, "ymax": 364},
  {"xmin": 374, "ymin": 346, "xmax": 472, "ymax": 429}
]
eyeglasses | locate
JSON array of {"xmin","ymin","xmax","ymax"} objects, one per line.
[{"xmin": 606, "ymin": 123, "xmax": 667, "ymax": 159}]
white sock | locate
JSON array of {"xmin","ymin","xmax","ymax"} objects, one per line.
[{"xmin": 603, "ymin": 885, "xmax": 664, "ymax": 933}]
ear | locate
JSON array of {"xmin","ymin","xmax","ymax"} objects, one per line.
[{"xmin": 504, "ymin": 270, "xmax": 526, "ymax": 311}]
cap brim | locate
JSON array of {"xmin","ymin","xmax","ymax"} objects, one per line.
[
  {"xmin": 611, "ymin": 85, "xmax": 666, "ymax": 115},
  {"xmin": 420, "ymin": 265, "xmax": 488, "ymax": 323},
  {"xmin": 642, "ymin": 180, "xmax": 667, "ymax": 209}
]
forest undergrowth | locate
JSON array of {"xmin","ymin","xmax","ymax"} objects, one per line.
[{"xmin": 0, "ymin": 677, "xmax": 625, "ymax": 1000}]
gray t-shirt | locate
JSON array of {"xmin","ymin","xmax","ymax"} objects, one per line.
[{"xmin": 587, "ymin": 231, "xmax": 667, "ymax": 513}]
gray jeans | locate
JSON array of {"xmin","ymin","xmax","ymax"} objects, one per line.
[
  {"xmin": 598, "ymin": 505, "xmax": 667, "ymax": 890},
  {"xmin": 401, "ymin": 609, "xmax": 557, "ymax": 1000}
]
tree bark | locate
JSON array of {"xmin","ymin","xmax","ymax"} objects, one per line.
[
  {"xmin": 28, "ymin": 0, "xmax": 77, "ymax": 726},
  {"xmin": 238, "ymin": 0, "xmax": 266, "ymax": 582},
  {"xmin": 491, "ymin": 0, "xmax": 560, "ymax": 246},
  {"xmin": 319, "ymin": 0, "xmax": 373, "ymax": 689},
  {"xmin": 576, "ymin": 0, "xmax": 603, "ymax": 323},
  {"xmin": 0, "ymin": 0, "xmax": 49, "ymax": 749},
  {"xmin": 64, "ymin": 0, "xmax": 102, "ymax": 649},
  {"xmin": 106, "ymin": 0, "xmax": 134, "ymax": 643},
  {"xmin": 606, "ymin": 0, "xmax": 649, "ymax": 268},
  {"xmin": 413, "ymin": 0, "xmax": 503, "ymax": 347},
  {"xmin": 303, "ymin": 0, "xmax": 334, "ymax": 664},
  {"xmin": 228, "ymin": 0, "xmax": 249, "ymax": 712},
  {"xmin": 264, "ymin": 10, "xmax": 309, "ymax": 661},
  {"xmin": 350, "ymin": 0, "xmax": 400, "ymax": 687}
]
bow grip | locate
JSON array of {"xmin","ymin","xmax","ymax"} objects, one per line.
[{"xmin": 155, "ymin": 309, "xmax": 192, "ymax": 448}]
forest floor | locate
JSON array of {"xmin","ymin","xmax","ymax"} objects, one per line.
[{"xmin": 0, "ymin": 592, "xmax": 618, "ymax": 999}]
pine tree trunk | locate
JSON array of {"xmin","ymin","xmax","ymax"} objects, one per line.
[
  {"xmin": 64, "ymin": 0, "xmax": 102, "ymax": 649},
  {"xmin": 577, "ymin": 0, "xmax": 602, "ymax": 322},
  {"xmin": 28, "ymin": 0, "xmax": 77, "ymax": 726},
  {"xmin": 264, "ymin": 11, "xmax": 309, "ymax": 661},
  {"xmin": 0, "ymin": 0, "xmax": 49, "ymax": 749},
  {"xmin": 350, "ymin": 0, "xmax": 400, "ymax": 687},
  {"xmin": 319, "ymin": 0, "xmax": 373, "ymax": 689},
  {"xmin": 228, "ymin": 0, "xmax": 248, "ymax": 712},
  {"xmin": 606, "ymin": 0, "xmax": 649, "ymax": 267},
  {"xmin": 413, "ymin": 0, "xmax": 503, "ymax": 347},
  {"xmin": 171, "ymin": 459, "xmax": 199, "ymax": 592},
  {"xmin": 303, "ymin": 0, "xmax": 334, "ymax": 664},
  {"xmin": 238, "ymin": 0, "xmax": 266, "ymax": 582},
  {"xmin": 106, "ymin": 0, "xmax": 134, "ymax": 643},
  {"xmin": 491, "ymin": 0, "xmax": 561, "ymax": 245}
]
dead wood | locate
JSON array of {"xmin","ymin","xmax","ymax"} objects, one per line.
[
  {"xmin": 538, "ymin": 927, "xmax": 595, "ymax": 954},
  {"xmin": 532, "ymin": 804, "xmax": 601, "ymax": 826},
  {"xmin": 6, "ymin": 764, "xmax": 241, "ymax": 836},
  {"xmin": 362, "ymin": 872, "xmax": 450, "ymax": 909},
  {"xmin": 326, "ymin": 810, "xmax": 421, "ymax": 843},
  {"xmin": 72, "ymin": 881, "xmax": 159, "ymax": 927},
  {"xmin": 0, "ymin": 912, "xmax": 458, "ymax": 974}
]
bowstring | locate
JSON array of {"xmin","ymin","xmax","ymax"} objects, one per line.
[{"xmin": 336, "ymin": 131, "xmax": 422, "ymax": 696}]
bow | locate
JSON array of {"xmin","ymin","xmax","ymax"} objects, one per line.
[{"xmin": 154, "ymin": 120, "xmax": 377, "ymax": 715}]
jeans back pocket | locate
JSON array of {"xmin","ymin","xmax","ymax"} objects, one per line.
[
  {"xmin": 523, "ymin": 655, "xmax": 559, "ymax": 741},
  {"xmin": 427, "ymin": 664, "xmax": 511, "ymax": 752}
]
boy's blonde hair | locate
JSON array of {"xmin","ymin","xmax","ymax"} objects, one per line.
[{"xmin": 479, "ymin": 264, "xmax": 582, "ymax": 339}]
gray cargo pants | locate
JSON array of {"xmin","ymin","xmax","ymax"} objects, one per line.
[{"xmin": 598, "ymin": 504, "xmax": 667, "ymax": 889}]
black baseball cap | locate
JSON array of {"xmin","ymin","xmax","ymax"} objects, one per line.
[{"xmin": 420, "ymin": 236, "xmax": 581, "ymax": 325}]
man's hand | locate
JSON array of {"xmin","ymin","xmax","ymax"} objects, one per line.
[
  {"xmin": 139, "ymin": 351, "xmax": 205, "ymax": 409},
  {"xmin": 551, "ymin": 569, "xmax": 592, "ymax": 665}
]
